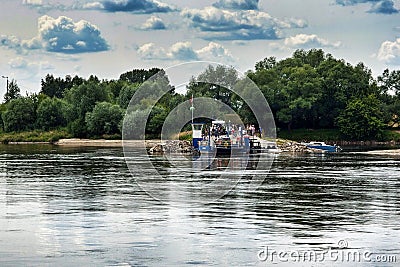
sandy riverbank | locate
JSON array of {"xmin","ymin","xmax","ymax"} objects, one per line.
[{"xmin": 54, "ymin": 139, "xmax": 161, "ymax": 148}]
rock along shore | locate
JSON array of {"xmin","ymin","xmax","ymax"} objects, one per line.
[{"xmin": 277, "ymin": 140, "xmax": 325, "ymax": 153}]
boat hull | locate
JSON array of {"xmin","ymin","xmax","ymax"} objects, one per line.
[{"xmin": 306, "ymin": 145, "xmax": 338, "ymax": 152}]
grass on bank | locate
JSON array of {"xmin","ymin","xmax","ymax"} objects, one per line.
[
  {"xmin": 0, "ymin": 129, "xmax": 72, "ymax": 143},
  {"xmin": 0, "ymin": 129, "xmax": 125, "ymax": 144}
]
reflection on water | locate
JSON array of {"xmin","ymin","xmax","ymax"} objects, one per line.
[{"xmin": 0, "ymin": 145, "xmax": 399, "ymax": 266}]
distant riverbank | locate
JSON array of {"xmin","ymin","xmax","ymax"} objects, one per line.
[
  {"xmin": 2, "ymin": 138, "xmax": 400, "ymax": 157},
  {"xmin": 2, "ymin": 129, "xmax": 400, "ymax": 155},
  {"xmin": 55, "ymin": 138, "xmax": 159, "ymax": 148}
]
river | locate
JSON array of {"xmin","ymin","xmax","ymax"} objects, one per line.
[{"xmin": 0, "ymin": 145, "xmax": 399, "ymax": 266}]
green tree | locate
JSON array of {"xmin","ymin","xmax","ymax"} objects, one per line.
[
  {"xmin": 378, "ymin": 69, "xmax": 400, "ymax": 127},
  {"xmin": 3, "ymin": 79, "xmax": 21, "ymax": 103},
  {"xmin": 40, "ymin": 74, "xmax": 84, "ymax": 98},
  {"xmin": 85, "ymin": 102, "xmax": 124, "ymax": 135},
  {"xmin": 64, "ymin": 81, "xmax": 111, "ymax": 137},
  {"xmin": 186, "ymin": 65, "xmax": 239, "ymax": 108},
  {"xmin": 36, "ymin": 97, "xmax": 67, "ymax": 130},
  {"xmin": 104, "ymin": 79, "xmax": 127, "ymax": 100},
  {"xmin": 337, "ymin": 95, "xmax": 386, "ymax": 140},
  {"xmin": 117, "ymin": 83, "xmax": 140, "ymax": 109},
  {"xmin": 276, "ymin": 64, "xmax": 322, "ymax": 130},
  {"xmin": 2, "ymin": 97, "xmax": 36, "ymax": 132},
  {"xmin": 123, "ymin": 109, "xmax": 150, "ymax": 139},
  {"xmin": 146, "ymin": 105, "xmax": 168, "ymax": 138},
  {"xmin": 119, "ymin": 68, "xmax": 161, "ymax": 84}
]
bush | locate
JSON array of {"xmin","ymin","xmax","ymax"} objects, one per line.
[
  {"xmin": 36, "ymin": 97, "xmax": 67, "ymax": 130},
  {"xmin": 337, "ymin": 95, "xmax": 386, "ymax": 140},
  {"xmin": 85, "ymin": 102, "xmax": 124, "ymax": 135},
  {"xmin": 2, "ymin": 97, "xmax": 36, "ymax": 132}
]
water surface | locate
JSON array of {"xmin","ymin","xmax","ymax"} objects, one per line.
[{"xmin": 0, "ymin": 145, "xmax": 399, "ymax": 266}]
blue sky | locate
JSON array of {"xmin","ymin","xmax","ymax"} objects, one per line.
[{"xmin": 1, "ymin": 0, "xmax": 400, "ymax": 96}]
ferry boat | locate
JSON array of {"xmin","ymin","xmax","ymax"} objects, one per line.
[
  {"xmin": 199, "ymin": 135, "xmax": 250, "ymax": 156},
  {"xmin": 194, "ymin": 120, "xmax": 264, "ymax": 156}
]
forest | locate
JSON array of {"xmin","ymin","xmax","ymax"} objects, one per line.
[{"xmin": 1, "ymin": 49, "xmax": 400, "ymax": 142}]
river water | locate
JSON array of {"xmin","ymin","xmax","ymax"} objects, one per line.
[{"xmin": 0, "ymin": 144, "xmax": 399, "ymax": 266}]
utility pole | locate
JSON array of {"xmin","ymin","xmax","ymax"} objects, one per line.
[{"xmin": 2, "ymin": 75, "xmax": 8, "ymax": 96}]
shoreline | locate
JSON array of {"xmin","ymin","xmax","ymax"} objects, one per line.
[
  {"xmin": 2, "ymin": 138, "xmax": 400, "ymax": 155},
  {"xmin": 55, "ymin": 139, "xmax": 162, "ymax": 148},
  {"xmin": 4, "ymin": 139, "xmax": 161, "ymax": 148}
]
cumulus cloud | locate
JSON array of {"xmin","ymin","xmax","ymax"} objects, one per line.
[
  {"xmin": 336, "ymin": 0, "xmax": 380, "ymax": 5},
  {"xmin": 8, "ymin": 15, "xmax": 109, "ymax": 54},
  {"xmin": 22, "ymin": 0, "xmax": 43, "ymax": 6},
  {"xmin": 196, "ymin": 42, "xmax": 234, "ymax": 61},
  {"xmin": 368, "ymin": 0, "xmax": 399, "ymax": 14},
  {"xmin": 377, "ymin": 38, "xmax": 400, "ymax": 64},
  {"xmin": 84, "ymin": 0, "xmax": 177, "ymax": 13},
  {"xmin": 212, "ymin": 0, "xmax": 259, "ymax": 10},
  {"xmin": 137, "ymin": 41, "xmax": 234, "ymax": 62},
  {"xmin": 181, "ymin": 6, "xmax": 307, "ymax": 40},
  {"xmin": 336, "ymin": 0, "xmax": 398, "ymax": 14},
  {"xmin": 8, "ymin": 57, "xmax": 29, "ymax": 69},
  {"xmin": 141, "ymin": 16, "xmax": 166, "ymax": 30},
  {"xmin": 22, "ymin": 0, "xmax": 74, "ymax": 13},
  {"xmin": 283, "ymin": 34, "xmax": 341, "ymax": 49},
  {"xmin": 0, "ymin": 35, "xmax": 23, "ymax": 51},
  {"xmin": 8, "ymin": 56, "xmax": 54, "ymax": 71},
  {"xmin": 137, "ymin": 42, "xmax": 198, "ymax": 60}
]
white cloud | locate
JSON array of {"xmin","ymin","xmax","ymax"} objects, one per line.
[
  {"xmin": 82, "ymin": 2, "xmax": 104, "ymax": 10},
  {"xmin": 84, "ymin": 0, "xmax": 177, "ymax": 13},
  {"xmin": 169, "ymin": 42, "xmax": 198, "ymax": 60},
  {"xmin": 212, "ymin": 0, "xmax": 259, "ymax": 10},
  {"xmin": 137, "ymin": 41, "xmax": 235, "ymax": 62},
  {"xmin": 336, "ymin": 0, "xmax": 399, "ymax": 14},
  {"xmin": 137, "ymin": 42, "xmax": 197, "ymax": 60},
  {"xmin": 283, "ymin": 34, "xmax": 341, "ymax": 48},
  {"xmin": 141, "ymin": 16, "xmax": 166, "ymax": 30},
  {"xmin": 22, "ymin": 0, "xmax": 43, "ymax": 5},
  {"xmin": 377, "ymin": 38, "xmax": 400, "ymax": 64},
  {"xmin": 1, "ymin": 16, "xmax": 108, "ymax": 54},
  {"xmin": 0, "ymin": 35, "xmax": 23, "ymax": 51},
  {"xmin": 137, "ymin": 42, "xmax": 168, "ymax": 59},
  {"xmin": 181, "ymin": 6, "xmax": 307, "ymax": 40},
  {"xmin": 5, "ymin": 15, "xmax": 109, "ymax": 54},
  {"xmin": 197, "ymin": 42, "xmax": 235, "ymax": 61},
  {"xmin": 8, "ymin": 57, "xmax": 29, "ymax": 69},
  {"xmin": 8, "ymin": 56, "xmax": 54, "ymax": 69}
]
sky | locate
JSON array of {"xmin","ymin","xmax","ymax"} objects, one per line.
[{"xmin": 1, "ymin": 0, "xmax": 400, "ymax": 96}]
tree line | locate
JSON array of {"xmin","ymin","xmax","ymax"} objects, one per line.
[{"xmin": 0, "ymin": 49, "xmax": 399, "ymax": 141}]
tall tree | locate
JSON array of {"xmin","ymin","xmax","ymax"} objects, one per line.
[
  {"xmin": 64, "ymin": 80, "xmax": 111, "ymax": 137},
  {"xmin": 276, "ymin": 64, "xmax": 322, "ymax": 130},
  {"xmin": 186, "ymin": 65, "xmax": 240, "ymax": 108},
  {"xmin": 337, "ymin": 95, "xmax": 386, "ymax": 140},
  {"xmin": 3, "ymin": 79, "xmax": 21, "ymax": 103},
  {"xmin": 119, "ymin": 68, "xmax": 161, "ymax": 84}
]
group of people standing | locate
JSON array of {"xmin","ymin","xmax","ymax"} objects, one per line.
[{"xmin": 202, "ymin": 123, "xmax": 260, "ymax": 140}]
